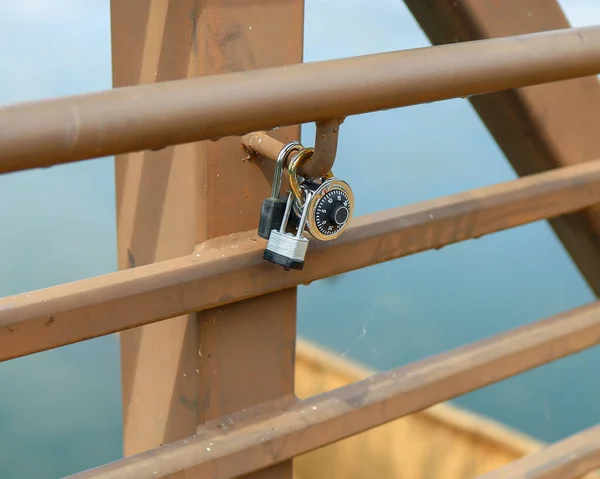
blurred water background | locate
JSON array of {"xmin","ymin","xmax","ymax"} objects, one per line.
[{"xmin": 0, "ymin": 1, "xmax": 598, "ymax": 477}]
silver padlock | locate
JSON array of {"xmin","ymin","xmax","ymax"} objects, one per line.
[
  {"xmin": 257, "ymin": 140, "xmax": 302, "ymax": 239},
  {"xmin": 263, "ymin": 148, "xmax": 314, "ymax": 270},
  {"xmin": 263, "ymin": 188, "xmax": 314, "ymax": 270}
]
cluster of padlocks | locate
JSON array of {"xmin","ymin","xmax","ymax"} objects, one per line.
[{"xmin": 258, "ymin": 140, "xmax": 354, "ymax": 270}]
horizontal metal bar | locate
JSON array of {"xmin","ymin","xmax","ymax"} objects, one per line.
[
  {"xmin": 2, "ymin": 159, "xmax": 600, "ymax": 362},
  {"xmin": 241, "ymin": 131, "xmax": 287, "ymax": 163},
  {"xmin": 2, "ymin": 26, "xmax": 600, "ymax": 174},
  {"xmin": 242, "ymin": 122, "xmax": 343, "ymax": 179},
  {"xmin": 65, "ymin": 300, "xmax": 600, "ymax": 479},
  {"xmin": 476, "ymin": 424, "xmax": 600, "ymax": 479}
]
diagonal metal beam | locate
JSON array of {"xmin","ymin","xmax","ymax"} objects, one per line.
[
  {"xmin": 404, "ymin": 0, "xmax": 600, "ymax": 296},
  {"xmin": 476, "ymin": 424, "xmax": 600, "ymax": 479}
]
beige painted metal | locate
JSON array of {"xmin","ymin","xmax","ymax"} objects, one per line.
[
  {"xmin": 293, "ymin": 339, "xmax": 542, "ymax": 479},
  {"xmin": 294, "ymin": 339, "xmax": 600, "ymax": 479}
]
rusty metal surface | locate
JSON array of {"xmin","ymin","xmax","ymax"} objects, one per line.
[
  {"xmin": 241, "ymin": 132, "xmax": 287, "ymax": 164},
  {"xmin": 307, "ymin": 118, "xmax": 344, "ymax": 178},
  {"xmin": 404, "ymin": 0, "xmax": 600, "ymax": 296},
  {"xmin": 2, "ymin": 159, "xmax": 600, "ymax": 362},
  {"xmin": 112, "ymin": 3, "xmax": 303, "ymax": 479},
  {"xmin": 242, "ymin": 119, "xmax": 343, "ymax": 179},
  {"xmin": 64, "ymin": 300, "xmax": 600, "ymax": 479},
  {"xmin": 1, "ymin": 26, "xmax": 600, "ymax": 174},
  {"xmin": 241, "ymin": 131, "xmax": 300, "ymax": 198},
  {"xmin": 476, "ymin": 424, "xmax": 600, "ymax": 479}
]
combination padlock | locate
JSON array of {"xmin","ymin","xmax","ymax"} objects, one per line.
[
  {"xmin": 291, "ymin": 175, "xmax": 354, "ymax": 242},
  {"xmin": 287, "ymin": 149, "xmax": 354, "ymax": 242},
  {"xmin": 257, "ymin": 140, "xmax": 302, "ymax": 239},
  {"xmin": 263, "ymin": 148, "xmax": 315, "ymax": 270}
]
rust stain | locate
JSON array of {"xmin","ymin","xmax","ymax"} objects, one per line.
[
  {"xmin": 127, "ymin": 248, "xmax": 136, "ymax": 268},
  {"xmin": 179, "ymin": 394, "xmax": 198, "ymax": 412}
]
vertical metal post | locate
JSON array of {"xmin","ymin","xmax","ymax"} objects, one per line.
[{"xmin": 111, "ymin": 1, "xmax": 304, "ymax": 477}]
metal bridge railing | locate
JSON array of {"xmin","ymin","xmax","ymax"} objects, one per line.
[
  {"xmin": 0, "ymin": 25, "xmax": 599, "ymax": 479},
  {"xmin": 0, "ymin": 26, "xmax": 599, "ymax": 174}
]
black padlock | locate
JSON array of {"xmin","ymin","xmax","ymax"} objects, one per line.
[{"xmin": 257, "ymin": 140, "xmax": 301, "ymax": 239}]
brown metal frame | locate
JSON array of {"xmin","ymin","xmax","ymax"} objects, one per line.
[
  {"xmin": 2, "ymin": 158, "xmax": 600, "ymax": 362},
  {"xmin": 1, "ymin": 26, "xmax": 600, "ymax": 174},
  {"xmin": 111, "ymin": 3, "xmax": 303, "ymax": 479},
  {"xmin": 405, "ymin": 0, "xmax": 600, "ymax": 296},
  {"xmin": 65, "ymin": 300, "xmax": 600, "ymax": 479},
  {"xmin": 0, "ymin": 2, "xmax": 599, "ymax": 478}
]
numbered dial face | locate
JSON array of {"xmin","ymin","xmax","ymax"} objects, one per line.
[{"xmin": 314, "ymin": 188, "xmax": 351, "ymax": 237}]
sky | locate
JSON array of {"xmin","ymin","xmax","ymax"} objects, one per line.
[{"xmin": 0, "ymin": 1, "xmax": 599, "ymax": 478}]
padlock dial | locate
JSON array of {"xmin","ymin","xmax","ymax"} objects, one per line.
[
  {"xmin": 314, "ymin": 189, "xmax": 351, "ymax": 236},
  {"xmin": 300, "ymin": 177, "xmax": 354, "ymax": 242}
]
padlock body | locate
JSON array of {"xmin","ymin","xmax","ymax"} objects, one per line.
[
  {"xmin": 293, "ymin": 177, "xmax": 354, "ymax": 241},
  {"xmin": 257, "ymin": 197, "xmax": 287, "ymax": 239},
  {"xmin": 263, "ymin": 230, "xmax": 309, "ymax": 270}
]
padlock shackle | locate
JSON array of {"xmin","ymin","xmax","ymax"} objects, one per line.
[
  {"xmin": 242, "ymin": 119, "xmax": 343, "ymax": 179},
  {"xmin": 288, "ymin": 147, "xmax": 314, "ymax": 206},
  {"xmin": 271, "ymin": 140, "xmax": 301, "ymax": 199},
  {"xmin": 295, "ymin": 190, "xmax": 313, "ymax": 239},
  {"xmin": 279, "ymin": 191, "xmax": 295, "ymax": 234}
]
